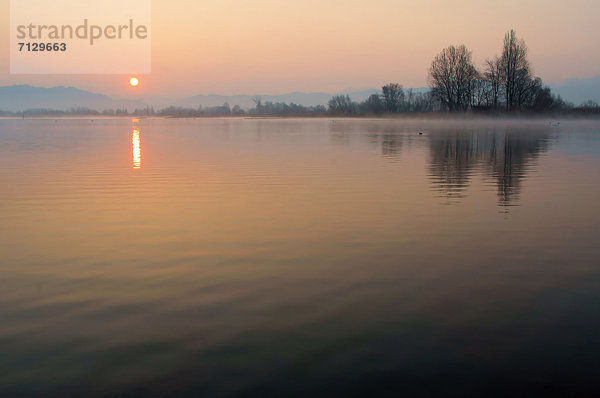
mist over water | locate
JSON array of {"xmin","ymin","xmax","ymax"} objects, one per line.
[{"xmin": 1, "ymin": 118, "xmax": 599, "ymax": 396}]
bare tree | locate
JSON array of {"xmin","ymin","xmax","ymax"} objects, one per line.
[
  {"xmin": 252, "ymin": 96, "xmax": 262, "ymax": 114},
  {"xmin": 499, "ymin": 30, "xmax": 531, "ymax": 111},
  {"xmin": 470, "ymin": 78, "xmax": 493, "ymax": 108},
  {"xmin": 406, "ymin": 88, "xmax": 414, "ymax": 111},
  {"xmin": 484, "ymin": 56, "xmax": 502, "ymax": 109},
  {"xmin": 381, "ymin": 83, "xmax": 405, "ymax": 113},
  {"xmin": 428, "ymin": 45, "xmax": 478, "ymax": 111},
  {"xmin": 328, "ymin": 95, "xmax": 355, "ymax": 115},
  {"xmin": 364, "ymin": 94, "xmax": 384, "ymax": 114},
  {"xmin": 412, "ymin": 91, "xmax": 435, "ymax": 112}
]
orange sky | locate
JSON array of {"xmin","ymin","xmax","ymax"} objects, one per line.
[{"xmin": 0, "ymin": 0, "xmax": 599, "ymax": 97}]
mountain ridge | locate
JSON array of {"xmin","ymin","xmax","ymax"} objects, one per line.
[
  {"xmin": 1, "ymin": 76, "xmax": 598, "ymax": 112},
  {"xmin": 0, "ymin": 85, "xmax": 144, "ymax": 112}
]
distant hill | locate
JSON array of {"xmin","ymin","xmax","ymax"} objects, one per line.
[
  {"xmin": 550, "ymin": 75, "xmax": 600, "ymax": 105},
  {"xmin": 180, "ymin": 90, "xmax": 376, "ymax": 109},
  {"xmin": 158, "ymin": 78, "xmax": 600, "ymax": 108},
  {"xmin": 180, "ymin": 88, "xmax": 430, "ymax": 108},
  {"xmin": 0, "ymin": 85, "xmax": 144, "ymax": 112},
  {"xmin": 1, "ymin": 85, "xmax": 421, "ymax": 112},
  {"xmin": 2, "ymin": 78, "xmax": 596, "ymax": 112}
]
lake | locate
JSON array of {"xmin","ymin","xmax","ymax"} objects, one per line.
[{"xmin": 1, "ymin": 118, "xmax": 599, "ymax": 396}]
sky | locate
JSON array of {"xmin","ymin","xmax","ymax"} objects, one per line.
[{"xmin": 0, "ymin": 0, "xmax": 599, "ymax": 98}]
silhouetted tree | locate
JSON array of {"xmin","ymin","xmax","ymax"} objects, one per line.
[
  {"xmin": 231, "ymin": 105, "xmax": 244, "ymax": 116},
  {"xmin": 428, "ymin": 45, "xmax": 478, "ymax": 111},
  {"xmin": 470, "ymin": 79, "xmax": 494, "ymax": 109},
  {"xmin": 364, "ymin": 94, "xmax": 384, "ymax": 114},
  {"xmin": 328, "ymin": 94, "xmax": 355, "ymax": 115},
  {"xmin": 499, "ymin": 30, "xmax": 531, "ymax": 111},
  {"xmin": 484, "ymin": 56, "xmax": 503, "ymax": 109},
  {"xmin": 252, "ymin": 96, "xmax": 262, "ymax": 111},
  {"xmin": 580, "ymin": 100, "xmax": 599, "ymax": 109},
  {"xmin": 381, "ymin": 83, "xmax": 405, "ymax": 112},
  {"xmin": 411, "ymin": 91, "xmax": 435, "ymax": 112}
]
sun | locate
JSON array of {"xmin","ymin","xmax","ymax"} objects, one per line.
[{"xmin": 129, "ymin": 77, "xmax": 139, "ymax": 87}]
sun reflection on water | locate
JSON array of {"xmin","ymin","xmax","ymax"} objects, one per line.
[{"xmin": 132, "ymin": 127, "xmax": 141, "ymax": 169}]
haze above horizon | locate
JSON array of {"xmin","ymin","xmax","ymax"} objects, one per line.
[{"xmin": 0, "ymin": 0, "xmax": 598, "ymax": 98}]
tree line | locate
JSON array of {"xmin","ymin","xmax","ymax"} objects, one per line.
[
  {"xmin": 326, "ymin": 86, "xmax": 435, "ymax": 115},
  {"xmin": 2, "ymin": 30, "xmax": 599, "ymax": 118},
  {"xmin": 327, "ymin": 29, "xmax": 589, "ymax": 115},
  {"xmin": 428, "ymin": 30, "xmax": 568, "ymax": 112}
]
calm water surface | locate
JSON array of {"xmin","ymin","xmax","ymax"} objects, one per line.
[{"xmin": 1, "ymin": 118, "xmax": 599, "ymax": 396}]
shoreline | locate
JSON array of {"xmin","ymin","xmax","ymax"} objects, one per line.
[{"xmin": 2, "ymin": 114, "xmax": 600, "ymax": 121}]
